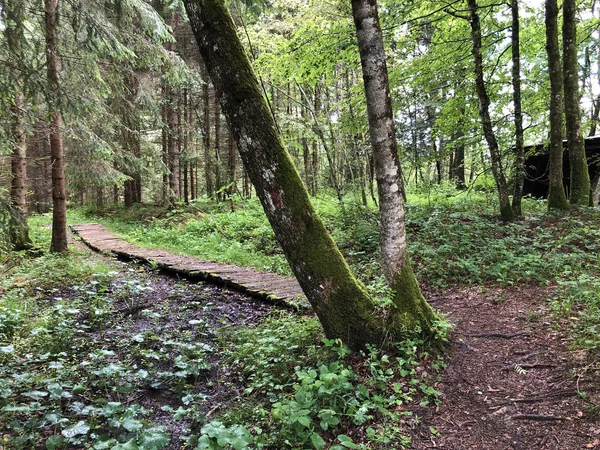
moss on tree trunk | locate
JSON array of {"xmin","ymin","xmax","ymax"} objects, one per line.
[
  {"xmin": 183, "ymin": 0, "xmax": 438, "ymax": 349},
  {"xmin": 351, "ymin": 0, "xmax": 435, "ymax": 337},
  {"xmin": 545, "ymin": 0, "xmax": 569, "ymax": 210},
  {"xmin": 563, "ymin": 0, "xmax": 590, "ymax": 206}
]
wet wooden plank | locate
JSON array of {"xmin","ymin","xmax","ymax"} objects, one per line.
[{"xmin": 70, "ymin": 223, "xmax": 308, "ymax": 310}]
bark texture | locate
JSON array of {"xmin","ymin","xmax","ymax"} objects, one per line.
[
  {"xmin": 351, "ymin": 0, "xmax": 435, "ymax": 331},
  {"xmin": 183, "ymin": 0, "xmax": 400, "ymax": 349},
  {"xmin": 467, "ymin": 0, "xmax": 514, "ymax": 221},
  {"xmin": 4, "ymin": 1, "xmax": 32, "ymax": 249},
  {"xmin": 511, "ymin": 0, "xmax": 525, "ymax": 217},
  {"xmin": 545, "ymin": 0, "xmax": 569, "ymax": 210},
  {"xmin": 45, "ymin": 0, "xmax": 68, "ymax": 253},
  {"xmin": 9, "ymin": 93, "xmax": 32, "ymax": 250},
  {"xmin": 563, "ymin": 0, "xmax": 590, "ymax": 205}
]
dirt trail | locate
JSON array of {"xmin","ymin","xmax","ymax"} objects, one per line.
[{"xmin": 409, "ymin": 285, "xmax": 600, "ymax": 449}]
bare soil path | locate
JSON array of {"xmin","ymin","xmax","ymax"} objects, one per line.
[
  {"xmin": 71, "ymin": 223, "xmax": 308, "ymax": 310},
  {"xmin": 408, "ymin": 285, "xmax": 600, "ymax": 449}
]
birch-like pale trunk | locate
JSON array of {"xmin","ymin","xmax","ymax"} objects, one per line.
[
  {"xmin": 183, "ymin": 0, "xmax": 437, "ymax": 348},
  {"xmin": 351, "ymin": 0, "xmax": 435, "ymax": 330}
]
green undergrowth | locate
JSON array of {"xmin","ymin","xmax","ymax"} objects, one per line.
[
  {"xmin": 75, "ymin": 192, "xmax": 600, "ymax": 288},
  {"xmin": 1, "ymin": 218, "xmax": 172, "ymax": 448},
  {"xmin": 1, "ymin": 214, "xmax": 448, "ymax": 449},
  {"xmin": 69, "ymin": 200, "xmax": 291, "ymax": 276},
  {"xmin": 196, "ymin": 314, "xmax": 447, "ymax": 449},
  {"xmin": 72, "ymin": 191, "xmax": 600, "ymax": 354}
]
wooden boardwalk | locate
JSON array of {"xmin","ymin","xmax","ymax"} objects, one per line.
[{"xmin": 70, "ymin": 224, "xmax": 308, "ymax": 310}]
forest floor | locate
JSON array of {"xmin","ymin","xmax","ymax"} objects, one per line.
[
  {"xmin": 71, "ymin": 228, "xmax": 600, "ymax": 449},
  {"xmin": 409, "ymin": 284, "xmax": 600, "ymax": 449},
  {"xmin": 3, "ymin": 200, "xmax": 600, "ymax": 449}
]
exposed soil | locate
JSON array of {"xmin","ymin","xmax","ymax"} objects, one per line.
[
  {"xmin": 67, "ymin": 231, "xmax": 278, "ymax": 448},
  {"xmin": 407, "ymin": 285, "xmax": 600, "ymax": 449}
]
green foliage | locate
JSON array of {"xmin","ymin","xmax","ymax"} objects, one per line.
[
  {"xmin": 73, "ymin": 199, "xmax": 290, "ymax": 275},
  {"xmin": 552, "ymin": 272, "xmax": 600, "ymax": 350},
  {"xmin": 202, "ymin": 314, "xmax": 444, "ymax": 448}
]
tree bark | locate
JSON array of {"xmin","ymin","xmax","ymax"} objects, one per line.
[
  {"xmin": 9, "ymin": 92, "xmax": 32, "ymax": 250},
  {"xmin": 545, "ymin": 0, "xmax": 569, "ymax": 209},
  {"xmin": 228, "ymin": 128, "xmax": 237, "ymax": 196},
  {"xmin": 450, "ymin": 130, "xmax": 466, "ymax": 189},
  {"xmin": 351, "ymin": 0, "xmax": 435, "ymax": 333},
  {"xmin": 467, "ymin": 0, "xmax": 514, "ymax": 220},
  {"xmin": 4, "ymin": 1, "xmax": 32, "ymax": 250},
  {"xmin": 214, "ymin": 91, "xmax": 222, "ymax": 200},
  {"xmin": 202, "ymin": 68, "xmax": 214, "ymax": 199},
  {"xmin": 511, "ymin": 0, "xmax": 525, "ymax": 217},
  {"xmin": 563, "ymin": 0, "xmax": 590, "ymax": 205},
  {"xmin": 44, "ymin": 0, "xmax": 68, "ymax": 253},
  {"xmin": 183, "ymin": 0, "xmax": 415, "ymax": 349}
]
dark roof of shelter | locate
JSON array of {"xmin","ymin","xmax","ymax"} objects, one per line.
[{"xmin": 524, "ymin": 135, "xmax": 600, "ymax": 153}]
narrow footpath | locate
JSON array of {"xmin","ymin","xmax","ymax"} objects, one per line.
[{"xmin": 71, "ymin": 223, "xmax": 308, "ymax": 310}]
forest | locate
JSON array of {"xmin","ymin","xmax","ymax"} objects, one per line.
[{"xmin": 1, "ymin": 0, "xmax": 600, "ymax": 448}]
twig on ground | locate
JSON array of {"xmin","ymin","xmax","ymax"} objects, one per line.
[
  {"xmin": 464, "ymin": 332, "xmax": 530, "ymax": 339},
  {"xmin": 501, "ymin": 363, "xmax": 557, "ymax": 371},
  {"xmin": 511, "ymin": 414, "xmax": 566, "ymax": 421}
]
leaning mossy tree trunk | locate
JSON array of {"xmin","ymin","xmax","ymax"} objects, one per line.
[
  {"xmin": 467, "ymin": 0, "xmax": 514, "ymax": 221},
  {"xmin": 182, "ymin": 0, "xmax": 437, "ymax": 349},
  {"xmin": 563, "ymin": 0, "xmax": 590, "ymax": 206},
  {"xmin": 545, "ymin": 0, "xmax": 569, "ymax": 210},
  {"xmin": 351, "ymin": 0, "xmax": 435, "ymax": 335}
]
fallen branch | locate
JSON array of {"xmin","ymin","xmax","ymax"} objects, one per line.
[
  {"xmin": 464, "ymin": 332, "xmax": 530, "ymax": 339},
  {"xmin": 511, "ymin": 414, "xmax": 565, "ymax": 421},
  {"xmin": 501, "ymin": 363, "xmax": 557, "ymax": 371}
]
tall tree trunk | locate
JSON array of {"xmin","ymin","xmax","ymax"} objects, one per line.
[
  {"xmin": 467, "ymin": 0, "xmax": 514, "ymax": 220},
  {"xmin": 214, "ymin": 92, "xmax": 222, "ymax": 200},
  {"xmin": 351, "ymin": 0, "xmax": 435, "ymax": 333},
  {"xmin": 44, "ymin": 0, "xmax": 68, "ymax": 253},
  {"xmin": 228, "ymin": 128, "xmax": 237, "ymax": 196},
  {"xmin": 511, "ymin": 0, "xmax": 525, "ymax": 217},
  {"xmin": 301, "ymin": 103, "xmax": 313, "ymax": 193},
  {"xmin": 450, "ymin": 128, "xmax": 466, "ymax": 189},
  {"xmin": 183, "ymin": 0, "xmax": 420, "ymax": 350},
  {"xmin": 183, "ymin": 90, "xmax": 189, "ymax": 204},
  {"xmin": 161, "ymin": 84, "xmax": 168, "ymax": 204},
  {"xmin": 4, "ymin": 1, "xmax": 32, "ymax": 250},
  {"xmin": 563, "ymin": 0, "xmax": 590, "ymax": 205},
  {"xmin": 546, "ymin": 0, "xmax": 569, "ymax": 209},
  {"xmin": 9, "ymin": 92, "xmax": 32, "ymax": 250},
  {"xmin": 202, "ymin": 73, "xmax": 213, "ymax": 199}
]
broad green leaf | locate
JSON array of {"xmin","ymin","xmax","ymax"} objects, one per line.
[
  {"xmin": 45, "ymin": 435, "xmax": 64, "ymax": 450},
  {"xmin": 137, "ymin": 427, "xmax": 169, "ymax": 449},
  {"xmin": 310, "ymin": 432, "xmax": 326, "ymax": 450},
  {"xmin": 61, "ymin": 420, "xmax": 90, "ymax": 439}
]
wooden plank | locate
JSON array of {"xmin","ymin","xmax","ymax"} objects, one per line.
[{"xmin": 70, "ymin": 223, "xmax": 307, "ymax": 310}]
